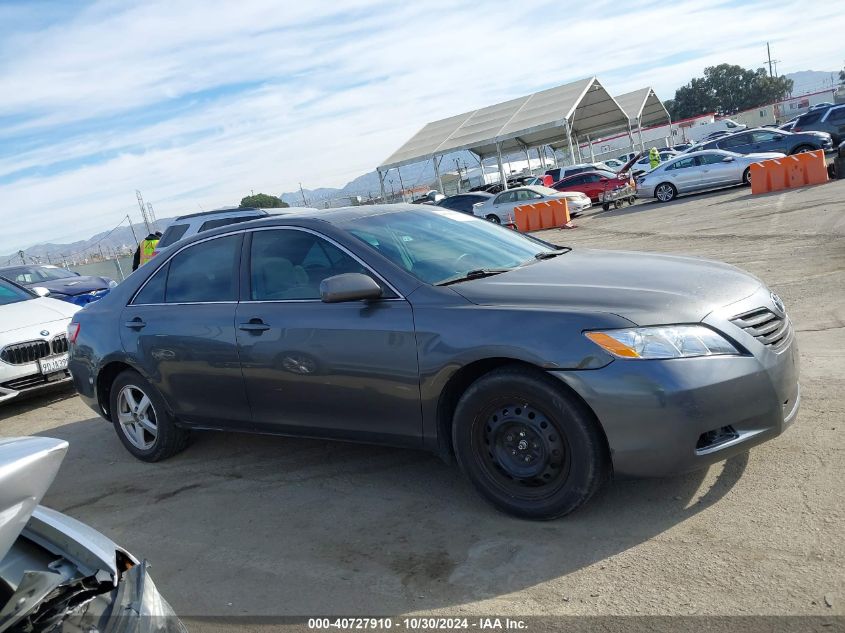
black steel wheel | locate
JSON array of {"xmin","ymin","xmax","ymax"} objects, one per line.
[
  {"xmin": 485, "ymin": 214, "xmax": 501, "ymax": 224},
  {"xmin": 452, "ymin": 365, "xmax": 609, "ymax": 519},
  {"xmin": 743, "ymin": 167, "xmax": 752, "ymax": 186}
]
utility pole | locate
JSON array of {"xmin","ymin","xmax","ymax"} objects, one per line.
[
  {"xmin": 298, "ymin": 183, "xmax": 308, "ymax": 207},
  {"xmin": 146, "ymin": 203, "xmax": 158, "ymax": 231},
  {"xmin": 18, "ymin": 250, "xmax": 25, "ymax": 265},
  {"xmin": 136, "ymin": 190, "xmax": 151, "ymax": 233},
  {"xmin": 396, "ymin": 169, "xmax": 406, "ymax": 202},
  {"xmin": 125, "ymin": 215, "xmax": 139, "ymax": 246},
  {"xmin": 766, "ymin": 42, "xmax": 773, "ymax": 77}
]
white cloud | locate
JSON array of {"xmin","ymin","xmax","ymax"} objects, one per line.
[{"xmin": 0, "ymin": 0, "xmax": 843, "ymax": 253}]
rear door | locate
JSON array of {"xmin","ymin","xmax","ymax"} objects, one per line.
[
  {"xmin": 120, "ymin": 233, "xmax": 251, "ymax": 428},
  {"xmin": 235, "ymin": 227, "xmax": 421, "ymax": 444},
  {"xmin": 717, "ymin": 132, "xmax": 754, "ymax": 154},
  {"xmin": 664, "ymin": 156, "xmax": 703, "ymax": 192}
]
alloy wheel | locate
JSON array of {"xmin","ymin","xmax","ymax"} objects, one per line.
[
  {"xmin": 116, "ymin": 385, "xmax": 158, "ymax": 450},
  {"xmin": 656, "ymin": 184, "xmax": 674, "ymax": 202}
]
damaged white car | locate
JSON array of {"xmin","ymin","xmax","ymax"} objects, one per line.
[{"xmin": 0, "ymin": 436, "xmax": 185, "ymax": 632}]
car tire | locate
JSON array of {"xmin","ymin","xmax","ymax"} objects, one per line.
[
  {"xmin": 452, "ymin": 365, "xmax": 610, "ymax": 519},
  {"xmin": 654, "ymin": 182, "xmax": 677, "ymax": 202},
  {"xmin": 790, "ymin": 145, "xmax": 815, "ymax": 155},
  {"xmin": 485, "ymin": 214, "xmax": 501, "ymax": 224},
  {"xmin": 109, "ymin": 369, "xmax": 189, "ymax": 462},
  {"xmin": 742, "ymin": 167, "xmax": 752, "ymax": 186}
]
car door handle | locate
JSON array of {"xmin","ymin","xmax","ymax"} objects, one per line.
[
  {"xmin": 124, "ymin": 318, "xmax": 146, "ymax": 330},
  {"xmin": 239, "ymin": 319, "xmax": 270, "ymax": 333}
]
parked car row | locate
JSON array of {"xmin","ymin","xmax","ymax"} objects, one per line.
[
  {"xmin": 470, "ymin": 185, "xmax": 592, "ymax": 223},
  {"xmin": 689, "ymin": 127, "xmax": 833, "ymax": 156}
]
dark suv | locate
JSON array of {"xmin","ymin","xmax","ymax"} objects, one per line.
[
  {"xmin": 793, "ymin": 104, "xmax": 845, "ymax": 145},
  {"xmin": 697, "ymin": 127, "xmax": 833, "ymax": 155}
]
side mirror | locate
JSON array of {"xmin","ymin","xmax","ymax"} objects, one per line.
[
  {"xmin": 32, "ymin": 287, "xmax": 50, "ymax": 297},
  {"xmin": 772, "ymin": 135, "xmax": 783, "ymax": 141},
  {"xmin": 320, "ymin": 273, "xmax": 383, "ymax": 303},
  {"xmin": 722, "ymin": 156, "xmax": 735, "ymax": 162},
  {"xmin": 599, "ymin": 177, "xmax": 608, "ymax": 182}
]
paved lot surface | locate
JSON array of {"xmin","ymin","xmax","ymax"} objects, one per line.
[{"xmin": 2, "ymin": 182, "xmax": 844, "ymax": 625}]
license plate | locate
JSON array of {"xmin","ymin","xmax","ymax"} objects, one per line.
[{"xmin": 38, "ymin": 354, "xmax": 68, "ymax": 375}]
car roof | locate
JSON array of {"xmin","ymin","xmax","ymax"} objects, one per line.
[{"xmin": 174, "ymin": 206, "xmax": 268, "ymax": 221}]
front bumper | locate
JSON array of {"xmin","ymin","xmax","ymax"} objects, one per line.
[
  {"xmin": 0, "ymin": 366, "xmax": 72, "ymax": 403},
  {"xmin": 554, "ymin": 301, "xmax": 800, "ymax": 477}
]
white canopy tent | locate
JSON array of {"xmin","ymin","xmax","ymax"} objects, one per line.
[
  {"xmin": 612, "ymin": 87, "xmax": 671, "ymax": 152},
  {"xmin": 377, "ymin": 77, "xmax": 630, "ymax": 195}
]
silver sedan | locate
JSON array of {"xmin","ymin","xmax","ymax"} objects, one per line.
[
  {"xmin": 472, "ymin": 185, "xmax": 591, "ymax": 223},
  {"xmin": 636, "ymin": 150, "xmax": 785, "ymax": 202}
]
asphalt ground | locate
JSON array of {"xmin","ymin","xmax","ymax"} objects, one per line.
[{"xmin": 2, "ymin": 180, "xmax": 843, "ymax": 629}]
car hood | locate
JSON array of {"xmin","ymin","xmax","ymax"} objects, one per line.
[
  {"xmin": 0, "ymin": 437, "xmax": 67, "ymax": 563},
  {"xmin": 449, "ymin": 249, "xmax": 763, "ymax": 324},
  {"xmin": 0, "ymin": 297, "xmax": 79, "ymax": 335},
  {"xmin": 30, "ymin": 275, "xmax": 110, "ymax": 296}
]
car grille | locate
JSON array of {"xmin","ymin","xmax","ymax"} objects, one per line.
[
  {"xmin": 52, "ymin": 335, "xmax": 68, "ymax": 355},
  {"xmin": 730, "ymin": 307, "xmax": 792, "ymax": 352},
  {"xmin": 1, "ymin": 340, "xmax": 52, "ymax": 365}
]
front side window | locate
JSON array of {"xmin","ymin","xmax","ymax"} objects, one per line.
[
  {"xmin": 250, "ymin": 230, "xmax": 368, "ymax": 301},
  {"xmin": 494, "ymin": 191, "xmax": 516, "ymax": 205},
  {"xmin": 699, "ymin": 153, "xmax": 728, "ymax": 165},
  {"xmin": 0, "ymin": 279, "xmax": 33, "ymax": 305},
  {"xmin": 666, "ymin": 157, "xmax": 698, "ymax": 170},
  {"xmin": 165, "ymin": 234, "xmax": 240, "ymax": 303},
  {"xmin": 751, "ymin": 131, "xmax": 778, "ymax": 143}
]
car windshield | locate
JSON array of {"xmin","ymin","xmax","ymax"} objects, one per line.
[
  {"xmin": 0, "ymin": 265, "xmax": 72, "ymax": 283},
  {"xmin": 343, "ymin": 208, "xmax": 559, "ymax": 285},
  {"xmin": 528, "ymin": 186, "xmax": 560, "ymax": 196},
  {"xmin": 0, "ymin": 278, "xmax": 34, "ymax": 305}
]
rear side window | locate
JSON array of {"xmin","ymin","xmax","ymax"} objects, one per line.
[
  {"xmin": 133, "ymin": 263, "xmax": 168, "ymax": 304},
  {"xmin": 157, "ymin": 224, "xmax": 190, "ymax": 248},
  {"xmin": 797, "ymin": 112, "xmax": 823, "ymax": 126},
  {"xmin": 666, "ymin": 157, "xmax": 697, "ymax": 170},
  {"xmin": 198, "ymin": 215, "xmax": 261, "ymax": 232},
  {"xmin": 165, "ymin": 235, "xmax": 241, "ymax": 303}
]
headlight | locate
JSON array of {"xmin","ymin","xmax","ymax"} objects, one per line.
[{"xmin": 585, "ymin": 325, "xmax": 739, "ymax": 359}]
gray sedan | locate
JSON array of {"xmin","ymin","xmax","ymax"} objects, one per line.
[
  {"xmin": 472, "ymin": 185, "xmax": 591, "ymax": 223},
  {"xmin": 637, "ymin": 150, "xmax": 784, "ymax": 202},
  {"xmin": 68, "ymin": 206, "xmax": 798, "ymax": 519}
]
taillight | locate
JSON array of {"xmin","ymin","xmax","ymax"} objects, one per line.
[
  {"xmin": 67, "ymin": 322, "xmax": 81, "ymax": 343},
  {"xmin": 793, "ymin": 127, "xmax": 801, "ymax": 132}
]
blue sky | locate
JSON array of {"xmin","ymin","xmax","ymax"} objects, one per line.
[{"xmin": 0, "ymin": 0, "xmax": 842, "ymax": 253}]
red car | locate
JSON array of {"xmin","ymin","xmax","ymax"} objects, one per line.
[{"xmin": 552, "ymin": 170, "xmax": 633, "ymax": 203}]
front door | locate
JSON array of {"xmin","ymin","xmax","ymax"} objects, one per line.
[
  {"xmin": 235, "ymin": 228, "xmax": 421, "ymax": 446},
  {"xmin": 120, "ymin": 233, "xmax": 251, "ymax": 427}
]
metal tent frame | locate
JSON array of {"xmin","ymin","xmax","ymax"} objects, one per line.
[
  {"xmin": 612, "ymin": 87, "xmax": 672, "ymax": 152},
  {"xmin": 377, "ymin": 77, "xmax": 630, "ymax": 197}
]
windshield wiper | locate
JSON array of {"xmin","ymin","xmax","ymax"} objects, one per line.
[
  {"xmin": 435, "ymin": 269, "xmax": 512, "ymax": 286},
  {"xmin": 533, "ymin": 247, "xmax": 571, "ymax": 260}
]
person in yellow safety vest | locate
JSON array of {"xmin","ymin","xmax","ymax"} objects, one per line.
[
  {"xmin": 648, "ymin": 147, "xmax": 661, "ymax": 170},
  {"xmin": 132, "ymin": 231, "xmax": 162, "ymax": 271}
]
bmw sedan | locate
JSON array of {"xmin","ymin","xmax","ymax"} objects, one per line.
[
  {"xmin": 637, "ymin": 150, "xmax": 784, "ymax": 202},
  {"xmin": 68, "ymin": 206, "xmax": 799, "ymax": 519},
  {"xmin": 472, "ymin": 185, "xmax": 591, "ymax": 224}
]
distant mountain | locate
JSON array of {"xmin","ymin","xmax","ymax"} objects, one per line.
[
  {"xmin": 280, "ymin": 150, "xmax": 480, "ymax": 207},
  {"xmin": 2, "ymin": 219, "xmax": 175, "ymax": 266},
  {"xmin": 784, "ymin": 70, "xmax": 840, "ymax": 96}
]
